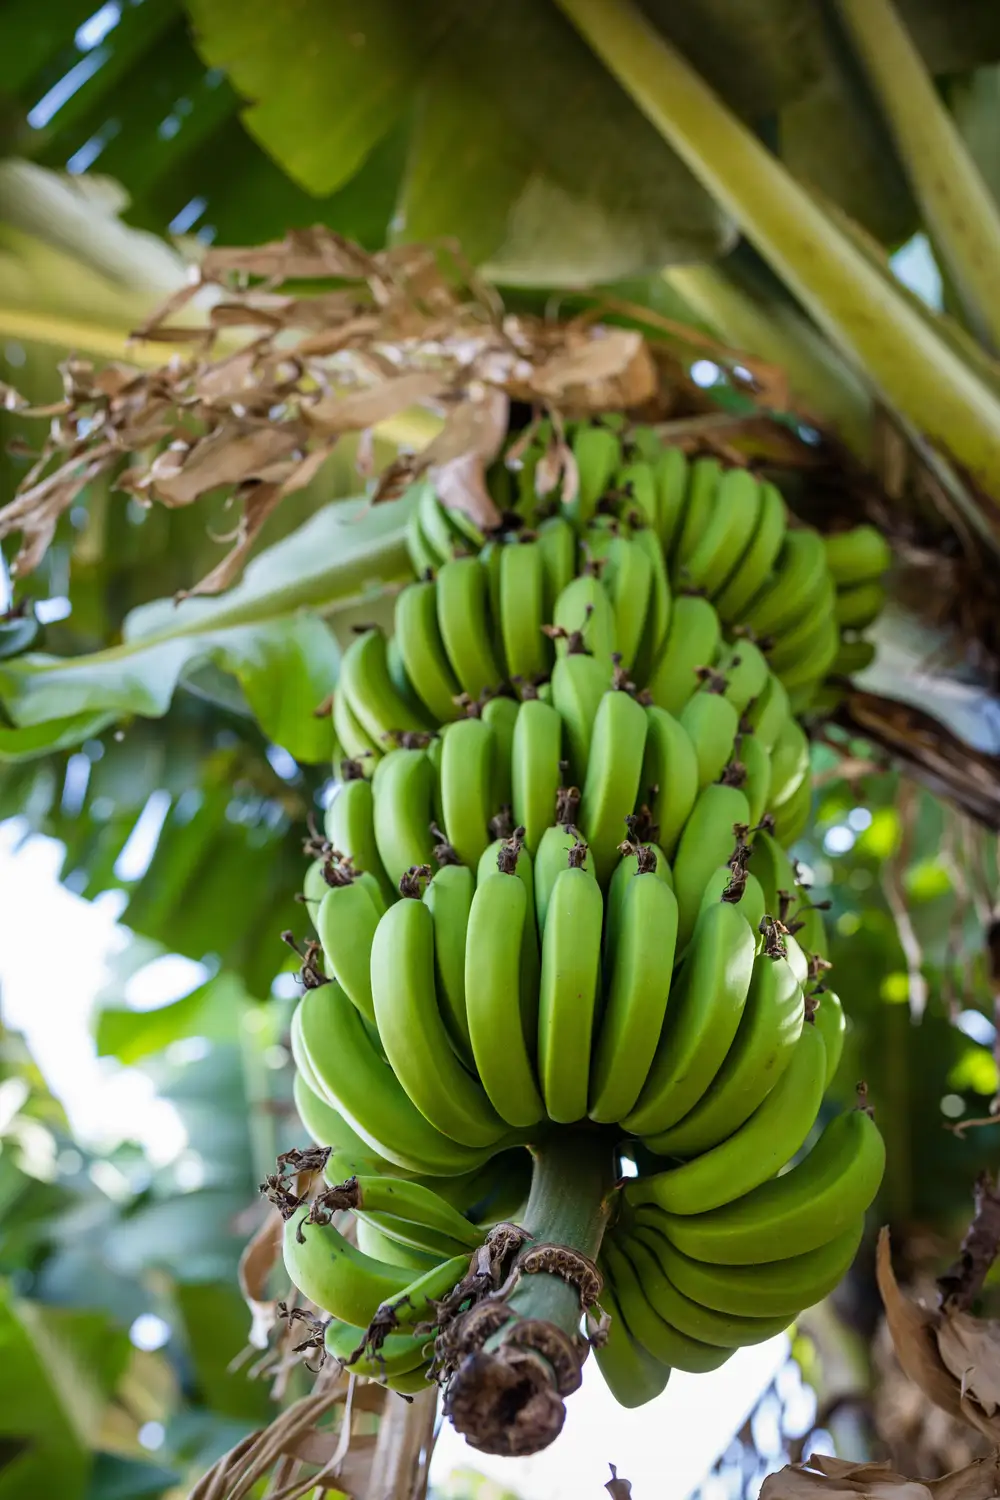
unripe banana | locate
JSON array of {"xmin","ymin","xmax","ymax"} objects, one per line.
[
  {"xmin": 600, "ymin": 1240, "xmax": 734, "ymax": 1374},
  {"xmin": 374, "ymin": 1251, "xmax": 473, "ymax": 1334},
  {"xmin": 511, "ymin": 698, "xmax": 564, "ymax": 853},
  {"xmin": 672, "ymin": 783, "xmax": 751, "ymax": 951},
  {"xmin": 714, "ymin": 480, "xmax": 787, "ymax": 624},
  {"xmin": 744, "ymin": 530, "xmax": 829, "ymax": 638},
  {"xmin": 476, "ymin": 834, "xmax": 541, "ymax": 1047},
  {"xmin": 684, "ymin": 468, "xmax": 763, "ymax": 600},
  {"xmin": 640, "ymin": 705, "xmax": 699, "ymax": 860},
  {"xmin": 538, "ymin": 863, "xmax": 604, "ymax": 1122},
  {"xmin": 589, "ymin": 866, "xmax": 678, "ymax": 1123},
  {"xmin": 325, "ymin": 773, "xmax": 395, "ymax": 908},
  {"xmin": 394, "ymin": 580, "xmax": 463, "ymax": 724},
  {"xmin": 717, "ymin": 639, "xmax": 770, "ymax": 714},
  {"xmin": 745, "ymin": 671, "xmax": 790, "ymax": 753},
  {"xmin": 831, "ymin": 638, "xmax": 877, "ymax": 676},
  {"xmin": 550, "ymin": 650, "xmax": 612, "ymax": 784},
  {"xmin": 292, "ymin": 1071, "xmax": 394, "ymax": 1170},
  {"xmin": 835, "ymin": 580, "xmax": 886, "ymax": 630},
  {"xmin": 439, "ymin": 716, "xmax": 496, "ymax": 869},
  {"xmin": 534, "ymin": 822, "xmax": 595, "ymax": 934},
  {"xmin": 768, "ymin": 717, "xmax": 810, "ymax": 813},
  {"xmin": 644, "ymin": 949, "xmax": 804, "ymax": 1157},
  {"xmin": 482, "ymin": 694, "xmax": 519, "ymax": 816},
  {"xmin": 630, "ymin": 1023, "xmax": 826, "ymax": 1215},
  {"xmin": 813, "ymin": 991, "xmax": 846, "ymax": 1089},
  {"xmin": 536, "ymin": 514, "xmax": 577, "ymax": 615},
  {"xmin": 579, "ymin": 688, "xmax": 649, "ymax": 885},
  {"xmin": 679, "ymin": 689, "xmax": 741, "ymax": 791},
  {"xmin": 649, "ymin": 1219, "xmax": 863, "ymax": 1320},
  {"xmin": 437, "ymin": 557, "xmax": 503, "ymax": 700},
  {"xmin": 324, "ymin": 1317, "xmax": 430, "ymax": 1382},
  {"xmin": 500, "ymin": 540, "xmax": 549, "ymax": 681},
  {"xmin": 405, "ymin": 506, "xmax": 438, "ymax": 579},
  {"xmin": 372, "ymin": 748, "xmax": 436, "ymax": 888},
  {"xmin": 647, "ymin": 1106, "xmax": 885, "ymax": 1264},
  {"xmin": 418, "ymin": 481, "xmax": 462, "ymax": 563},
  {"xmin": 654, "ymin": 445, "xmax": 689, "ymax": 556},
  {"xmin": 631, "ymin": 525, "xmax": 673, "ymax": 687},
  {"xmin": 316, "ymin": 875, "xmax": 381, "ymax": 1024},
  {"xmin": 334, "ymin": 684, "xmax": 380, "ymax": 768},
  {"xmin": 340, "ymin": 628, "xmax": 431, "ymax": 745},
  {"xmin": 602, "ymin": 537, "xmax": 654, "ymax": 672},
  {"xmin": 617, "ymin": 458, "xmax": 659, "ymax": 529},
  {"xmin": 594, "ymin": 1283, "xmax": 672, "ymax": 1407},
  {"xmin": 770, "ymin": 767, "xmax": 813, "ymax": 846},
  {"xmin": 749, "ymin": 829, "xmax": 799, "ymax": 924},
  {"xmin": 605, "ymin": 840, "xmax": 673, "ymax": 981},
  {"xmin": 622, "ymin": 1234, "xmax": 791, "ymax": 1348},
  {"xmin": 570, "ymin": 422, "xmax": 621, "ymax": 526},
  {"xmin": 424, "ymin": 863, "xmax": 476, "ymax": 1066},
  {"xmin": 674, "ymin": 456, "xmax": 721, "ymax": 572},
  {"xmin": 552, "ymin": 573, "xmax": 617, "ymax": 663},
  {"xmin": 824, "ymin": 525, "xmax": 891, "ymax": 586},
  {"xmin": 371, "ymin": 897, "xmax": 506, "ymax": 1147},
  {"xmin": 334, "ymin": 1172, "xmax": 483, "ymax": 1250},
  {"xmin": 646, "ymin": 595, "xmax": 722, "ymax": 715},
  {"xmin": 465, "ymin": 870, "xmax": 546, "ymax": 1128},
  {"xmin": 623, "ymin": 899, "xmax": 756, "ymax": 1137},
  {"xmin": 283, "ymin": 1207, "xmax": 414, "ymax": 1324},
  {"xmin": 694, "ymin": 866, "xmax": 766, "ymax": 946}
]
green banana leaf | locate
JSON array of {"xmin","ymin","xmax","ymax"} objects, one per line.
[{"xmin": 0, "ymin": 494, "xmax": 414, "ymax": 762}]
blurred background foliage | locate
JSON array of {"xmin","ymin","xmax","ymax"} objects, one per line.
[{"xmin": 5, "ymin": 1, "xmax": 1000, "ymax": 1497}]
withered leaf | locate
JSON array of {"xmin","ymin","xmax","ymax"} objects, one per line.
[
  {"xmin": 606, "ymin": 1463, "xmax": 633, "ymax": 1500},
  {"xmin": 761, "ymin": 1453, "xmax": 1000, "ymax": 1500},
  {"xmin": 239, "ymin": 1206, "xmax": 284, "ymax": 1350},
  {"xmin": 149, "ymin": 425, "xmax": 302, "ymax": 508},
  {"xmin": 305, "ymin": 372, "xmax": 444, "ymax": 436},
  {"xmin": 937, "ymin": 1310, "xmax": 1000, "ymax": 1417}
]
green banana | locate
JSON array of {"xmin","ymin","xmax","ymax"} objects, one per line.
[
  {"xmin": 594, "ymin": 1283, "xmax": 672, "ymax": 1407},
  {"xmin": 500, "ymin": 540, "xmax": 549, "ymax": 681},
  {"xmin": 694, "ymin": 866, "xmax": 766, "ymax": 947},
  {"xmin": 333, "ymin": 684, "xmax": 380, "ymax": 768},
  {"xmin": 296, "ymin": 984, "xmax": 496, "ymax": 1175},
  {"xmin": 534, "ymin": 822, "xmax": 595, "ymax": 934},
  {"xmin": 372, "ymin": 748, "xmax": 436, "ymax": 889},
  {"xmin": 511, "ymin": 698, "xmax": 564, "ymax": 853},
  {"xmin": 617, "ymin": 459, "xmax": 659, "ymax": 529},
  {"xmin": 641, "ymin": 705, "xmax": 699, "ymax": 859},
  {"xmin": 622, "ymin": 1235, "xmax": 791, "ymax": 1348},
  {"xmin": 552, "ymin": 573, "xmax": 617, "ymax": 663},
  {"xmin": 684, "ymin": 467, "xmax": 763, "ymax": 599},
  {"xmin": 766, "ymin": 582, "xmax": 835, "ymax": 675},
  {"xmin": 292, "ymin": 1071, "xmax": 393, "ymax": 1170},
  {"xmin": 745, "ymin": 671, "xmax": 791, "ymax": 753},
  {"xmin": 744, "ymin": 530, "xmax": 830, "ymax": 638},
  {"xmin": 600, "ymin": 1241, "xmax": 734, "ymax": 1374},
  {"xmin": 629, "ymin": 1023, "xmax": 826, "ymax": 1215},
  {"xmin": 672, "ymin": 783, "xmax": 751, "ymax": 950},
  {"xmin": 714, "ymin": 481, "xmax": 787, "ymax": 624},
  {"xmin": 476, "ymin": 835, "xmax": 541, "ymax": 1048},
  {"xmin": 550, "ymin": 650, "xmax": 612, "ymax": 784},
  {"xmin": 375, "ymin": 1252, "xmax": 472, "ymax": 1334},
  {"xmin": 340, "ymin": 628, "xmax": 430, "ymax": 745},
  {"xmin": 771, "ymin": 768, "xmax": 813, "ymax": 846},
  {"xmin": 465, "ymin": 870, "xmax": 546, "ymax": 1128},
  {"xmin": 831, "ymin": 638, "xmax": 877, "ymax": 676},
  {"xmin": 604, "ymin": 840, "xmax": 673, "ymax": 981},
  {"xmin": 394, "ymin": 580, "xmax": 463, "ymax": 724},
  {"xmin": 646, "ymin": 1107, "xmax": 885, "ymax": 1264},
  {"xmin": 749, "ymin": 829, "xmax": 799, "ymax": 923},
  {"xmin": 424, "ymin": 863, "xmax": 476, "ymax": 1066},
  {"xmin": 768, "ymin": 717, "xmax": 811, "ymax": 812},
  {"xmin": 674, "ymin": 456, "xmax": 721, "ymax": 573},
  {"xmin": 570, "ymin": 422, "xmax": 621, "ymax": 525},
  {"xmin": 824, "ymin": 525, "xmax": 891, "ymax": 586},
  {"xmin": 439, "ymin": 716, "xmax": 496, "ymax": 869},
  {"xmin": 647, "ymin": 1220, "xmax": 863, "ymax": 1320},
  {"xmin": 437, "ymin": 557, "xmax": 503, "ymax": 700},
  {"xmin": 717, "ymin": 639, "xmax": 770, "ymax": 714},
  {"xmin": 418, "ymin": 481, "xmax": 462, "ymax": 563},
  {"xmin": 813, "ymin": 991, "xmax": 846, "ymax": 1089},
  {"xmin": 405, "ymin": 507, "xmax": 438, "ymax": 579},
  {"xmin": 371, "ymin": 896, "xmax": 506, "ymax": 1147},
  {"xmin": 538, "ymin": 863, "xmax": 604, "ymax": 1122},
  {"xmin": 602, "ymin": 537, "xmax": 653, "ymax": 672},
  {"xmin": 316, "ymin": 874, "xmax": 381, "ymax": 1024},
  {"xmin": 589, "ymin": 866, "xmax": 678, "ymax": 1123},
  {"xmin": 331, "ymin": 1173, "xmax": 482, "ymax": 1250},
  {"xmin": 481, "ymin": 694, "xmax": 519, "ymax": 816},
  {"xmin": 631, "ymin": 525, "xmax": 673, "ymax": 687},
  {"xmin": 835, "ymin": 580, "xmax": 887, "ymax": 629},
  {"xmin": 623, "ymin": 900, "xmax": 755, "ymax": 1137},
  {"xmin": 644, "ymin": 950, "xmax": 804, "ymax": 1158},
  {"xmin": 679, "ymin": 689, "xmax": 741, "ymax": 791},
  {"xmin": 478, "ymin": 539, "xmax": 506, "ymax": 677},
  {"xmin": 325, "ymin": 774, "xmax": 395, "ymax": 907},
  {"xmin": 655, "ymin": 445, "xmax": 689, "ymax": 556},
  {"xmin": 283, "ymin": 1207, "xmax": 414, "ymax": 1325},
  {"xmin": 579, "ymin": 689, "xmax": 649, "ymax": 885},
  {"xmin": 738, "ymin": 732, "xmax": 772, "ymax": 827},
  {"xmin": 536, "ymin": 514, "xmax": 577, "ymax": 615},
  {"xmin": 324, "ymin": 1317, "xmax": 430, "ymax": 1382},
  {"xmin": 646, "ymin": 595, "xmax": 722, "ymax": 715},
  {"xmin": 354, "ymin": 1210, "xmax": 473, "ymax": 1262}
]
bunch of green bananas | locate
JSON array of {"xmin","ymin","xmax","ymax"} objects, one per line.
[{"xmin": 280, "ymin": 416, "xmax": 889, "ymax": 1441}]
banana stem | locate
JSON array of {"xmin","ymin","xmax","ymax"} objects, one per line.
[{"xmin": 443, "ymin": 1128, "xmax": 617, "ymax": 1457}]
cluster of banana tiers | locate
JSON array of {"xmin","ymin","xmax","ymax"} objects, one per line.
[{"xmin": 391, "ymin": 420, "xmax": 890, "ymax": 729}]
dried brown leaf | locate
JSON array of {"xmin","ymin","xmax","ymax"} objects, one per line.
[
  {"xmin": 149, "ymin": 425, "xmax": 302, "ymax": 508},
  {"xmin": 239, "ymin": 1206, "xmax": 284, "ymax": 1350},
  {"xmin": 606, "ymin": 1463, "xmax": 633, "ymax": 1500},
  {"xmin": 305, "ymin": 372, "xmax": 443, "ymax": 436},
  {"xmin": 761, "ymin": 1453, "xmax": 1000, "ymax": 1500},
  {"xmin": 201, "ymin": 228, "xmax": 373, "ymax": 283},
  {"xmin": 938, "ymin": 1311, "xmax": 1000, "ymax": 1417},
  {"xmin": 518, "ymin": 328, "xmax": 657, "ymax": 412}
]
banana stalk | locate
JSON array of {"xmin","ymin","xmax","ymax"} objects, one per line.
[
  {"xmin": 443, "ymin": 1130, "xmax": 617, "ymax": 1456},
  {"xmin": 553, "ymin": 0, "xmax": 1000, "ymax": 505}
]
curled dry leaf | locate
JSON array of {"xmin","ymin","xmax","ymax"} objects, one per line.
[
  {"xmin": 606, "ymin": 1463, "xmax": 634, "ymax": 1500},
  {"xmin": 760, "ymin": 1452, "xmax": 1000, "ymax": 1500},
  {"xmin": 877, "ymin": 1228, "xmax": 1000, "ymax": 1443},
  {"xmin": 239, "ymin": 1205, "xmax": 285, "ymax": 1350}
]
